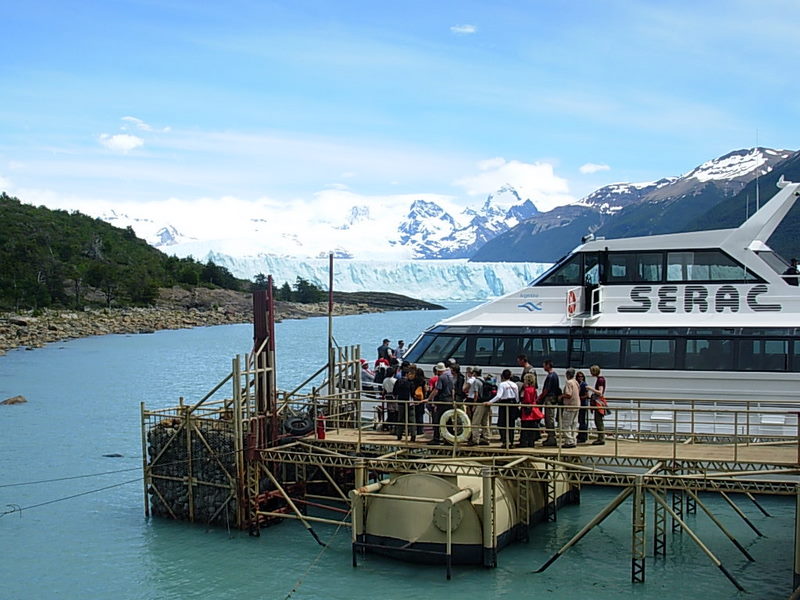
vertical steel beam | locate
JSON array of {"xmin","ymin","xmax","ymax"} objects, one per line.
[
  {"xmin": 653, "ymin": 487, "xmax": 667, "ymax": 558},
  {"xmin": 671, "ymin": 489, "xmax": 684, "ymax": 534},
  {"xmin": 631, "ymin": 477, "xmax": 646, "ymax": 583},
  {"xmin": 482, "ymin": 467, "xmax": 497, "ymax": 568}
]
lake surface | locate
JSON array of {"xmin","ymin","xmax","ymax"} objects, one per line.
[{"xmin": 0, "ymin": 302, "xmax": 795, "ymax": 599}]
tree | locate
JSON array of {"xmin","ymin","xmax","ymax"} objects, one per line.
[{"xmin": 251, "ymin": 273, "xmax": 268, "ymax": 291}]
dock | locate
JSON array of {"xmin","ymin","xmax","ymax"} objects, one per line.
[{"xmin": 140, "ymin": 290, "xmax": 800, "ymax": 594}]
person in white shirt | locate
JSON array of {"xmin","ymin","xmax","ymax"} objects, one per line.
[{"xmin": 484, "ymin": 369, "xmax": 519, "ymax": 449}]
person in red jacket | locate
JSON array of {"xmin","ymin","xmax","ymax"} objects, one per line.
[{"xmin": 519, "ymin": 372, "xmax": 544, "ymax": 447}]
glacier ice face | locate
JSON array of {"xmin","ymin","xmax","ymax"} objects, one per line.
[{"xmin": 186, "ymin": 250, "xmax": 551, "ymax": 301}]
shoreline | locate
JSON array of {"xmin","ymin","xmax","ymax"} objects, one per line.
[{"xmin": 0, "ymin": 301, "xmax": 382, "ymax": 355}]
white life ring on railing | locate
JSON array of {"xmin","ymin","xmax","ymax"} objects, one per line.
[
  {"xmin": 439, "ymin": 408, "xmax": 472, "ymax": 444},
  {"xmin": 566, "ymin": 290, "xmax": 577, "ymax": 316}
]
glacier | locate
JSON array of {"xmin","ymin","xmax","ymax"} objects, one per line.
[{"xmin": 189, "ymin": 251, "xmax": 552, "ymax": 301}]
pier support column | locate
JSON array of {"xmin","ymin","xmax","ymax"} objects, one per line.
[
  {"xmin": 631, "ymin": 477, "xmax": 646, "ymax": 583},
  {"xmin": 794, "ymin": 485, "xmax": 800, "ymax": 591},
  {"xmin": 545, "ymin": 462, "xmax": 558, "ymax": 523},
  {"xmin": 671, "ymin": 489, "xmax": 684, "ymax": 534},
  {"xmin": 653, "ymin": 488, "xmax": 667, "ymax": 558},
  {"xmin": 482, "ymin": 467, "xmax": 497, "ymax": 568}
]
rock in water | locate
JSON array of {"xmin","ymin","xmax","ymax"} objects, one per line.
[{"xmin": 1, "ymin": 395, "xmax": 27, "ymax": 405}]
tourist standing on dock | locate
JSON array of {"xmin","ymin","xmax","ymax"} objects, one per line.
[
  {"xmin": 586, "ymin": 364, "xmax": 607, "ymax": 445},
  {"xmin": 576, "ymin": 371, "xmax": 589, "ymax": 444},
  {"xmin": 519, "ymin": 372, "xmax": 543, "ymax": 447},
  {"xmin": 540, "ymin": 360, "xmax": 561, "ymax": 447},
  {"xmin": 467, "ymin": 368, "xmax": 490, "ymax": 446},
  {"xmin": 559, "ymin": 368, "xmax": 580, "ymax": 448},
  {"xmin": 426, "ymin": 362, "xmax": 453, "ymax": 444},
  {"xmin": 412, "ymin": 367, "xmax": 427, "ymax": 437},
  {"xmin": 395, "ymin": 340, "xmax": 406, "ymax": 360},
  {"xmin": 382, "ymin": 366, "xmax": 398, "ymax": 433},
  {"xmin": 517, "ymin": 354, "xmax": 535, "ymax": 379},
  {"xmin": 377, "ymin": 339, "xmax": 394, "ymax": 361},
  {"xmin": 393, "ymin": 366, "xmax": 414, "ymax": 441},
  {"xmin": 484, "ymin": 369, "xmax": 519, "ymax": 449}
]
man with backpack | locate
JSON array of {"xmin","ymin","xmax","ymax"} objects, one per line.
[
  {"xmin": 466, "ymin": 368, "xmax": 490, "ymax": 446},
  {"xmin": 426, "ymin": 362, "xmax": 453, "ymax": 445}
]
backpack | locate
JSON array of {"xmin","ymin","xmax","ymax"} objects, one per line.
[
  {"xmin": 453, "ymin": 373, "xmax": 466, "ymax": 401},
  {"xmin": 481, "ymin": 377, "xmax": 498, "ymax": 402}
]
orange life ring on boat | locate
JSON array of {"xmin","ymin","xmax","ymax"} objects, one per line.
[{"xmin": 567, "ymin": 290, "xmax": 577, "ymax": 316}]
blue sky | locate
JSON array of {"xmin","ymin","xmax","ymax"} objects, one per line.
[{"xmin": 2, "ymin": 0, "xmax": 799, "ymax": 225}]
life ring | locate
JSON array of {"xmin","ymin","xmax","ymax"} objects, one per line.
[
  {"xmin": 283, "ymin": 415, "xmax": 314, "ymax": 437},
  {"xmin": 566, "ymin": 290, "xmax": 577, "ymax": 316},
  {"xmin": 439, "ymin": 408, "xmax": 471, "ymax": 444}
]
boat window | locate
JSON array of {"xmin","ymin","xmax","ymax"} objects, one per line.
[
  {"xmin": 684, "ymin": 339, "xmax": 734, "ymax": 371},
  {"xmin": 624, "ymin": 339, "xmax": 676, "ymax": 369},
  {"xmin": 403, "ymin": 333, "xmax": 435, "ymax": 364},
  {"xmin": 584, "ymin": 253, "xmax": 600, "ymax": 285},
  {"xmin": 538, "ymin": 253, "xmax": 583, "ymax": 286},
  {"xmin": 414, "ymin": 335, "xmax": 465, "ymax": 365},
  {"xmin": 792, "ymin": 342, "xmax": 800, "ymax": 372},
  {"xmin": 666, "ymin": 250, "xmax": 757, "ymax": 282},
  {"xmin": 538, "ymin": 337, "xmax": 568, "ymax": 366},
  {"xmin": 607, "ymin": 252, "xmax": 663, "ymax": 283},
  {"xmin": 572, "ymin": 338, "xmax": 621, "ymax": 369},
  {"xmin": 738, "ymin": 339, "xmax": 788, "ymax": 371}
]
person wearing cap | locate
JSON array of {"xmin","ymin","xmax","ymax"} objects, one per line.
[
  {"xmin": 359, "ymin": 359, "xmax": 375, "ymax": 385},
  {"xmin": 426, "ymin": 362, "xmax": 452, "ymax": 444},
  {"xmin": 377, "ymin": 339, "xmax": 394, "ymax": 361},
  {"xmin": 395, "ymin": 340, "xmax": 406, "ymax": 360}
]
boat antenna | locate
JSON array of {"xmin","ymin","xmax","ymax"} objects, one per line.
[{"xmin": 755, "ymin": 136, "xmax": 760, "ymax": 212}]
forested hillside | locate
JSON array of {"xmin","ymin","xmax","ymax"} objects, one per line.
[{"xmin": 0, "ymin": 193, "xmax": 242, "ymax": 310}]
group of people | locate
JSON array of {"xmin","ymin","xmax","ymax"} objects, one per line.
[{"xmin": 371, "ymin": 341, "xmax": 609, "ymax": 449}]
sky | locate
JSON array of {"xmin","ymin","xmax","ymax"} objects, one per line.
[{"xmin": 2, "ymin": 0, "xmax": 799, "ymax": 251}]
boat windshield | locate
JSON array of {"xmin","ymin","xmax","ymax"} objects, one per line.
[{"xmin": 756, "ymin": 250, "xmax": 794, "ymax": 276}]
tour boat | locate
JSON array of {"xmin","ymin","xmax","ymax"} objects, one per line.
[{"xmin": 403, "ymin": 176, "xmax": 800, "ymax": 434}]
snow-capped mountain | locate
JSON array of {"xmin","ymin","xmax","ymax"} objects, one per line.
[
  {"xmin": 394, "ymin": 185, "xmax": 541, "ymax": 259},
  {"xmin": 100, "ymin": 209, "xmax": 194, "ymax": 247},
  {"xmin": 473, "ymin": 147, "xmax": 797, "ymax": 262}
]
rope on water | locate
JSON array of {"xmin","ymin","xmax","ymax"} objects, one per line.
[
  {"xmin": 0, "ymin": 477, "xmax": 141, "ymax": 519},
  {"xmin": 283, "ymin": 509, "xmax": 352, "ymax": 600}
]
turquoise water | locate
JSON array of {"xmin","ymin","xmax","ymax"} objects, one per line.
[{"xmin": 0, "ymin": 304, "xmax": 795, "ymax": 599}]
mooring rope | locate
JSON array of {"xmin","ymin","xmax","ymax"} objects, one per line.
[
  {"xmin": 0, "ymin": 477, "xmax": 141, "ymax": 519},
  {"xmin": 283, "ymin": 508, "xmax": 352, "ymax": 600},
  {"xmin": 0, "ymin": 448, "xmax": 242, "ymax": 489}
]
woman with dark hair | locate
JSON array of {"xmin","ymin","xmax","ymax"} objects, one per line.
[
  {"xmin": 412, "ymin": 367, "xmax": 427, "ymax": 440},
  {"xmin": 484, "ymin": 368, "xmax": 519, "ymax": 449},
  {"xmin": 576, "ymin": 371, "xmax": 590, "ymax": 443},
  {"xmin": 586, "ymin": 365, "xmax": 607, "ymax": 445}
]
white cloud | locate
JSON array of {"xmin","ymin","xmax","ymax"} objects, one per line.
[
  {"xmin": 99, "ymin": 133, "xmax": 144, "ymax": 153},
  {"xmin": 0, "ymin": 174, "xmax": 11, "ymax": 190},
  {"xmin": 122, "ymin": 116, "xmax": 171, "ymax": 133},
  {"xmin": 580, "ymin": 162, "xmax": 611, "ymax": 174},
  {"xmin": 450, "ymin": 24, "xmax": 477, "ymax": 35},
  {"xmin": 454, "ymin": 158, "xmax": 574, "ymax": 212}
]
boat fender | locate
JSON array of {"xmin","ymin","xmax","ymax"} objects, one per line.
[
  {"xmin": 439, "ymin": 408, "xmax": 472, "ymax": 444},
  {"xmin": 284, "ymin": 415, "xmax": 314, "ymax": 437}
]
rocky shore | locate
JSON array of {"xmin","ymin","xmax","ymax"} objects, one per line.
[{"xmin": 0, "ymin": 286, "xmax": 440, "ymax": 355}]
